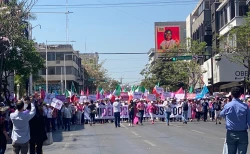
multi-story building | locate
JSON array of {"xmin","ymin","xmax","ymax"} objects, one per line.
[
  {"xmin": 187, "ymin": 0, "xmax": 213, "ymax": 64},
  {"xmin": 187, "ymin": 0, "xmax": 249, "ymax": 92},
  {"xmin": 79, "ymin": 52, "xmax": 99, "ymax": 66},
  {"xmin": 36, "ymin": 43, "xmax": 83, "ymax": 93}
]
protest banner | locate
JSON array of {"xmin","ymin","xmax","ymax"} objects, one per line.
[
  {"xmin": 51, "ymin": 98, "xmax": 64, "ymax": 110},
  {"xmin": 84, "ymin": 104, "xmax": 191, "ymax": 119},
  {"xmin": 147, "ymin": 94, "xmax": 156, "ymax": 101},
  {"xmin": 175, "ymin": 94, "xmax": 185, "ymax": 100},
  {"xmin": 161, "ymin": 92, "xmax": 172, "ymax": 100},
  {"xmin": 186, "ymin": 93, "xmax": 196, "ymax": 99},
  {"xmin": 156, "ymin": 87, "xmax": 164, "ymax": 94},
  {"xmin": 88, "ymin": 95, "xmax": 96, "ymax": 102},
  {"xmin": 133, "ymin": 92, "xmax": 142, "ymax": 99}
]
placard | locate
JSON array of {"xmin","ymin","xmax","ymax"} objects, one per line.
[
  {"xmin": 133, "ymin": 92, "xmax": 142, "ymax": 99},
  {"xmin": 88, "ymin": 95, "xmax": 96, "ymax": 102},
  {"xmin": 120, "ymin": 92, "xmax": 129, "ymax": 101},
  {"xmin": 80, "ymin": 96, "xmax": 87, "ymax": 103},
  {"xmin": 147, "ymin": 94, "xmax": 156, "ymax": 101},
  {"xmin": 51, "ymin": 98, "xmax": 64, "ymax": 110},
  {"xmin": 161, "ymin": 92, "xmax": 172, "ymax": 100}
]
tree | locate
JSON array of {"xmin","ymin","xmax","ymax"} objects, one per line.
[
  {"xmin": 140, "ymin": 39, "xmax": 207, "ymax": 92},
  {"xmin": 219, "ymin": 11, "xmax": 250, "ymax": 79},
  {"xmin": 0, "ymin": 0, "xmax": 43, "ymax": 101},
  {"xmin": 82, "ymin": 60, "xmax": 119, "ymax": 93}
]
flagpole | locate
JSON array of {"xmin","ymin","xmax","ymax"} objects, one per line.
[{"xmin": 61, "ymin": 67, "xmax": 63, "ymax": 94}]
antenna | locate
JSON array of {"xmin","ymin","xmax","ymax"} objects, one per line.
[
  {"xmin": 85, "ymin": 38, "xmax": 86, "ymax": 52},
  {"xmin": 66, "ymin": 0, "xmax": 69, "ymax": 43}
]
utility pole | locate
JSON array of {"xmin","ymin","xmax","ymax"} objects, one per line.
[{"xmin": 120, "ymin": 77, "xmax": 123, "ymax": 84}]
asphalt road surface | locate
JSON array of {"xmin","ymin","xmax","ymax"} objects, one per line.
[{"xmin": 5, "ymin": 121, "xmax": 250, "ymax": 154}]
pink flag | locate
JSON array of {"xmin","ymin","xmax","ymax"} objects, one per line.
[
  {"xmin": 86, "ymin": 87, "xmax": 89, "ymax": 96},
  {"xmin": 175, "ymin": 87, "xmax": 184, "ymax": 94},
  {"xmin": 80, "ymin": 90, "xmax": 84, "ymax": 95}
]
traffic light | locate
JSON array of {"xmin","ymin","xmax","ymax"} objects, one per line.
[
  {"xmin": 162, "ymin": 57, "xmax": 177, "ymax": 62},
  {"xmin": 208, "ymin": 78, "xmax": 213, "ymax": 84}
]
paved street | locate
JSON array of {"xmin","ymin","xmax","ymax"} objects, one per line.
[{"xmin": 5, "ymin": 121, "xmax": 250, "ymax": 154}]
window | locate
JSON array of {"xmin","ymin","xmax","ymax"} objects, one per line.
[
  {"xmin": 231, "ymin": 0, "xmax": 235, "ymax": 19},
  {"xmin": 47, "ymin": 52, "xmax": 55, "ymax": 61},
  {"xmin": 205, "ymin": 1, "xmax": 209, "ymax": 9},
  {"xmin": 56, "ymin": 66, "xmax": 64, "ymax": 75},
  {"xmin": 56, "ymin": 52, "xmax": 64, "ymax": 60},
  {"xmin": 65, "ymin": 54, "xmax": 73, "ymax": 60},
  {"xmin": 66, "ymin": 66, "xmax": 72, "ymax": 75},
  {"xmin": 239, "ymin": 5, "xmax": 248, "ymax": 16},
  {"xmin": 48, "ymin": 67, "xmax": 55, "ymax": 75},
  {"xmin": 224, "ymin": 7, "xmax": 228, "ymax": 24}
]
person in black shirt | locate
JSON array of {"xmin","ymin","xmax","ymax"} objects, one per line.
[
  {"xmin": 202, "ymin": 99, "xmax": 209, "ymax": 122},
  {"xmin": 128, "ymin": 100, "xmax": 135, "ymax": 127},
  {"xmin": 0, "ymin": 106, "xmax": 10, "ymax": 154},
  {"xmin": 213, "ymin": 97, "xmax": 222, "ymax": 124},
  {"xmin": 88, "ymin": 100, "xmax": 96, "ymax": 126}
]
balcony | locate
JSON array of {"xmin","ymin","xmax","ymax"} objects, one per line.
[
  {"xmin": 40, "ymin": 75, "xmax": 77, "ymax": 82},
  {"xmin": 219, "ymin": 17, "xmax": 245, "ymax": 36}
]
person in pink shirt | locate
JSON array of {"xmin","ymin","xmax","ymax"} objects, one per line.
[
  {"xmin": 146, "ymin": 101, "xmax": 156, "ymax": 124},
  {"xmin": 137, "ymin": 100, "xmax": 145, "ymax": 125},
  {"xmin": 76, "ymin": 103, "xmax": 83, "ymax": 125}
]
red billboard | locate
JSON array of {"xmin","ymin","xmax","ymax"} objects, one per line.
[{"xmin": 155, "ymin": 26, "xmax": 180, "ymax": 52}]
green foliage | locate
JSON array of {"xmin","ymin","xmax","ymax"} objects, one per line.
[
  {"xmin": 82, "ymin": 60, "xmax": 119, "ymax": 93},
  {"xmin": 219, "ymin": 11, "xmax": 250, "ymax": 69},
  {"xmin": 140, "ymin": 39, "xmax": 207, "ymax": 91}
]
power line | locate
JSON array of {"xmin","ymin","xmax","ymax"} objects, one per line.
[{"xmin": 34, "ymin": 1, "xmax": 200, "ymax": 7}]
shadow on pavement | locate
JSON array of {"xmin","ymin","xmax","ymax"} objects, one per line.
[{"xmin": 52, "ymin": 124, "xmax": 85, "ymax": 142}]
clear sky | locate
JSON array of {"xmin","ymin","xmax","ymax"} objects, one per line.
[{"xmin": 30, "ymin": 0, "xmax": 198, "ymax": 85}]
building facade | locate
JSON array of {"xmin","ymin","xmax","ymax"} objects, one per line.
[{"xmin": 36, "ymin": 43, "xmax": 83, "ymax": 94}]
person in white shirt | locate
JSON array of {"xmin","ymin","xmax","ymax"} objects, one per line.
[
  {"xmin": 163, "ymin": 100, "xmax": 172, "ymax": 126},
  {"xmin": 10, "ymin": 100, "xmax": 36, "ymax": 154},
  {"xmin": 61, "ymin": 103, "xmax": 72, "ymax": 131},
  {"xmin": 44, "ymin": 104, "xmax": 53, "ymax": 132},
  {"xmin": 113, "ymin": 98, "xmax": 122, "ymax": 128}
]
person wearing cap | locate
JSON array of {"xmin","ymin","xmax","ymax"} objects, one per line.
[
  {"xmin": 220, "ymin": 87, "xmax": 250, "ymax": 154},
  {"xmin": 10, "ymin": 100, "xmax": 36, "ymax": 154},
  {"xmin": 113, "ymin": 98, "xmax": 122, "ymax": 128},
  {"xmin": 137, "ymin": 99, "xmax": 145, "ymax": 125}
]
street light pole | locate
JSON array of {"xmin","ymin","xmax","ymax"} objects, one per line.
[{"xmin": 45, "ymin": 40, "xmax": 48, "ymax": 93}]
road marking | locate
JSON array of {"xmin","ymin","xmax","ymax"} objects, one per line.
[
  {"xmin": 131, "ymin": 131, "xmax": 139, "ymax": 136},
  {"xmin": 143, "ymin": 140, "xmax": 156, "ymax": 147},
  {"xmin": 120, "ymin": 123, "xmax": 128, "ymax": 129},
  {"xmin": 191, "ymin": 130, "xmax": 204, "ymax": 134},
  {"xmin": 171, "ymin": 124, "xmax": 183, "ymax": 128}
]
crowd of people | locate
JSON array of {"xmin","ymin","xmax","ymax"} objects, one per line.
[{"xmin": 0, "ymin": 87, "xmax": 250, "ymax": 154}]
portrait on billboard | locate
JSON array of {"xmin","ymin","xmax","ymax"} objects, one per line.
[{"xmin": 156, "ymin": 26, "xmax": 180, "ymax": 52}]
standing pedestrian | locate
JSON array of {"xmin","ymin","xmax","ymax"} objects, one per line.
[
  {"xmin": 88, "ymin": 100, "xmax": 97, "ymax": 126},
  {"xmin": 137, "ymin": 100, "xmax": 145, "ymax": 125},
  {"xmin": 214, "ymin": 97, "xmax": 222, "ymax": 125},
  {"xmin": 202, "ymin": 98, "xmax": 209, "ymax": 122},
  {"xmin": 128, "ymin": 100, "xmax": 135, "ymax": 127},
  {"xmin": 61, "ymin": 103, "xmax": 72, "ymax": 131},
  {"xmin": 181, "ymin": 100, "xmax": 189, "ymax": 124},
  {"xmin": 163, "ymin": 100, "xmax": 172, "ymax": 126},
  {"xmin": 147, "ymin": 101, "xmax": 156, "ymax": 124},
  {"xmin": 113, "ymin": 98, "xmax": 122, "ymax": 128},
  {"xmin": 220, "ymin": 87, "xmax": 250, "ymax": 154},
  {"xmin": 10, "ymin": 100, "xmax": 36, "ymax": 154}
]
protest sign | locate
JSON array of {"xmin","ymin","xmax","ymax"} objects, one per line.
[
  {"xmin": 44, "ymin": 93, "xmax": 55, "ymax": 104},
  {"xmin": 156, "ymin": 87, "xmax": 164, "ymax": 94},
  {"xmin": 161, "ymin": 92, "xmax": 172, "ymax": 100},
  {"xmin": 133, "ymin": 92, "xmax": 142, "ymax": 99},
  {"xmin": 147, "ymin": 94, "xmax": 156, "ymax": 101},
  {"xmin": 51, "ymin": 98, "xmax": 64, "ymax": 110},
  {"xmin": 88, "ymin": 95, "xmax": 96, "ymax": 102},
  {"xmin": 80, "ymin": 96, "xmax": 87, "ymax": 103},
  {"xmin": 120, "ymin": 92, "xmax": 129, "ymax": 101},
  {"xmin": 175, "ymin": 94, "xmax": 185, "ymax": 100},
  {"xmin": 55, "ymin": 95, "xmax": 66, "ymax": 102}
]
